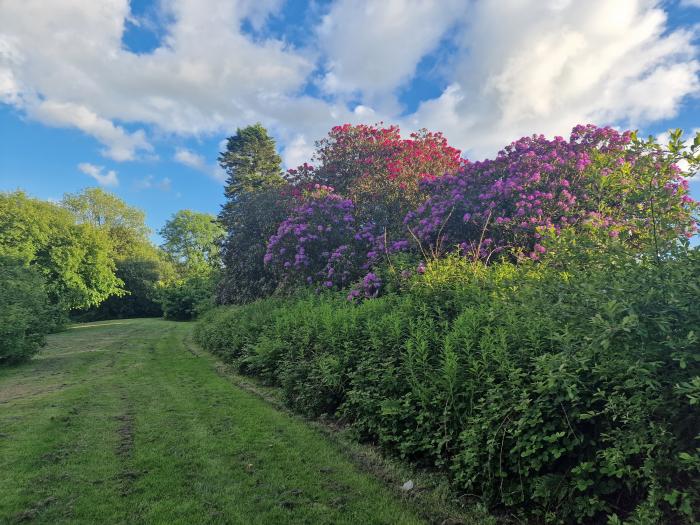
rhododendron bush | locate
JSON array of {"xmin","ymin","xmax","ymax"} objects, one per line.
[
  {"xmin": 202, "ymin": 124, "xmax": 700, "ymax": 524},
  {"xmin": 407, "ymin": 125, "xmax": 697, "ymax": 261},
  {"xmin": 287, "ymin": 124, "xmax": 464, "ymax": 234},
  {"xmin": 266, "ymin": 124, "xmax": 697, "ymax": 292},
  {"xmin": 264, "ymin": 185, "xmax": 377, "ymax": 289}
]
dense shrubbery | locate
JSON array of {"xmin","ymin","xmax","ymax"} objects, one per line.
[
  {"xmin": 407, "ymin": 126, "xmax": 696, "ymax": 260},
  {"xmin": 200, "ymin": 124, "xmax": 700, "ymax": 523},
  {"xmin": 0, "ymin": 256, "xmax": 59, "ymax": 364},
  {"xmin": 158, "ymin": 273, "xmax": 218, "ymax": 321},
  {"xmin": 196, "ymin": 248, "xmax": 700, "ymax": 523},
  {"xmin": 261, "ymin": 125, "xmax": 696, "ymax": 292}
]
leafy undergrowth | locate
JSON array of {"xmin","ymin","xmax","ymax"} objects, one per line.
[
  {"xmin": 0, "ymin": 318, "xmax": 435, "ymax": 524},
  {"xmin": 195, "ymin": 252, "xmax": 700, "ymax": 524}
]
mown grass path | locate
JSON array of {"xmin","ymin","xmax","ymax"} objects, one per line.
[{"xmin": 0, "ymin": 319, "xmax": 422, "ymax": 524}]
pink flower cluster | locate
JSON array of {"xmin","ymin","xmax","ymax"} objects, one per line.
[{"xmin": 265, "ymin": 123, "xmax": 697, "ymax": 294}]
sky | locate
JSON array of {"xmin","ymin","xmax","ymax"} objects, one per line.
[{"xmin": 1, "ymin": 0, "xmax": 699, "ymax": 241}]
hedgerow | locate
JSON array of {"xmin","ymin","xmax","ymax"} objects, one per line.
[
  {"xmin": 196, "ymin": 249, "xmax": 700, "ymax": 523},
  {"xmin": 199, "ymin": 124, "xmax": 700, "ymax": 523}
]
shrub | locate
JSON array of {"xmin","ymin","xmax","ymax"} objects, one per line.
[
  {"xmin": 196, "ymin": 249, "xmax": 700, "ymax": 523},
  {"xmin": 158, "ymin": 273, "xmax": 217, "ymax": 321},
  {"xmin": 271, "ymin": 126, "xmax": 697, "ymax": 288},
  {"xmin": 0, "ymin": 257, "xmax": 58, "ymax": 364},
  {"xmin": 406, "ymin": 126, "xmax": 697, "ymax": 261}
]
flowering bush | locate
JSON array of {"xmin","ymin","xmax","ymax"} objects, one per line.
[
  {"xmin": 287, "ymin": 124, "xmax": 465, "ymax": 234},
  {"xmin": 269, "ymin": 125, "xmax": 697, "ymax": 293},
  {"xmin": 406, "ymin": 125, "xmax": 697, "ymax": 261},
  {"xmin": 264, "ymin": 185, "xmax": 380, "ymax": 289}
]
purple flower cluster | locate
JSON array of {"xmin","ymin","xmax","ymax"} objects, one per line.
[
  {"xmin": 266, "ymin": 124, "xmax": 697, "ymax": 297},
  {"xmin": 265, "ymin": 186, "xmax": 381, "ymax": 289},
  {"xmin": 347, "ymin": 271, "xmax": 383, "ymax": 301},
  {"xmin": 405, "ymin": 125, "xmax": 696, "ymax": 260}
]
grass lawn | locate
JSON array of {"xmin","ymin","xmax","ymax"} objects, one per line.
[{"xmin": 0, "ymin": 318, "xmax": 424, "ymax": 524}]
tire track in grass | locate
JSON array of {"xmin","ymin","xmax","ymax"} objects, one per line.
[{"xmin": 1, "ymin": 319, "xmax": 425, "ymax": 524}]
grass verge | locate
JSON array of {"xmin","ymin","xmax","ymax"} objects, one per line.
[{"xmin": 0, "ymin": 318, "xmax": 426, "ymax": 524}]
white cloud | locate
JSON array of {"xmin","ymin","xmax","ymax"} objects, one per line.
[
  {"xmin": 33, "ymin": 101, "xmax": 152, "ymax": 161},
  {"xmin": 174, "ymin": 148, "xmax": 226, "ymax": 182},
  {"xmin": 0, "ymin": 0, "xmax": 698, "ymax": 167},
  {"xmin": 681, "ymin": 0, "xmax": 700, "ymax": 8},
  {"xmin": 78, "ymin": 163, "xmax": 119, "ymax": 187},
  {"xmin": 174, "ymin": 148, "xmax": 206, "ymax": 170},
  {"xmin": 317, "ymin": 0, "xmax": 465, "ymax": 105},
  {"xmin": 409, "ymin": 0, "xmax": 700, "ymax": 158},
  {"xmin": 0, "ymin": 0, "xmax": 318, "ymax": 158},
  {"xmin": 282, "ymin": 134, "xmax": 314, "ymax": 169},
  {"xmin": 136, "ymin": 174, "xmax": 172, "ymax": 191}
]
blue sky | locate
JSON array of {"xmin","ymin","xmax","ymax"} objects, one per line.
[{"xmin": 1, "ymin": 0, "xmax": 699, "ymax": 241}]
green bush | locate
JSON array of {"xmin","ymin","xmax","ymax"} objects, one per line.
[
  {"xmin": 158, "ymin": 273, "xmax": 217, "ymax": 321},
  {"xmin": 196, "ymin": 249, "xmax": 700, "ymax": 523},
  {"xmin": 0, "ymin": 257, "xmax": 59, "ymax": 364},
  {"xmin": 72, "ymin": 257, "xmax": 164, "ymax": 321}
]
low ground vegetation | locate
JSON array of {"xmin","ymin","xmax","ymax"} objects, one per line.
[
  {"xmin": 197, "ymin": 250, "xmax": 700, "ymax": 523},
  {"xmin": 0, "ymin": 319, "xmax": 426, "ymax": 524}
]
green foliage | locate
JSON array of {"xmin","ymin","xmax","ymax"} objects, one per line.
[
  {"xmin": 62, "ymin": 188, "xmax": 173, "ymax": 320},
  {"xmin": 0, "ymin": 256, "xmax": 58, "ymax": 364},
  {"xmin": 196, "ymin": 249, "xmax": 700, "ymax": 523},
  {"xmin": 158, "ymin": 273, "xmax": 218, "ymax": 321},
  {"xmin": 219, "ymin": 123, "xmax": 284, "ymax": 201},
  {"xmin": 159, "ymin": 209, "xmax": 224, "ymax": 275},
  {"xmin": 218, "ymin": 187, "xmax": 292, "ymax": 304},
  {"xmin": 0, "ymin": 191, "xmax": 122, "ymax": 311},
  {"xmin": 217, "ymin": 124, "xmax": 288, "ymax": 305},
  {"xmin": 73, "ymin": 256, "xmax": 166, "ymax": 321},
  {"xmin": 61, "ymin": 187, "xmax": 150, "ymax": 256},
  {"xmin": 157, "ymin": 209, "xmax": 224, "ymax": 320}
]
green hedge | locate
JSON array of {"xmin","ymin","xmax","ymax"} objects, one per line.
[
  {"xmin": 0, "ymin": 257, "xmax": 59, "ymax": 364},
  {"xmin": 195, "ymin": 252, "xmax": 700, "ymax": 523}
]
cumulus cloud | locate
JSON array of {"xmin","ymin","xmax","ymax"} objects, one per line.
[
  {"xmin": 317, "ymin": 0, "xmax": 465, "ymax": 105},
  {"xmin": 0, "ymin": 0, "xmax": 319, "ymax": 159},
  {"xmin": 33, "ymin": 101, "xmax": 152, "ymax": 161},
  {"xmin": 78, "ymin": 163, "xmax": 119, "ymax": 187},
  {"xmin": 0, "ymin": 0, "xmax": 698, "ymax": 167},
  {"xmin": 409, "ymin": 0, "xmax": 700, "ymax": 158},
  {"xmin": 174, "ymin": 148, "xmax": 226, "ymax": 182},
  {"xmin": 282, "ymin": 134, "xmax": 314, "ymax": 169},
  {"xmin": 174, "ymin": 148, "xmax": 207, "ymax": 170}
]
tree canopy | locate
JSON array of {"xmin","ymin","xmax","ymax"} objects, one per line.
[
  {"xmin": 0, "ymin": 191, "xmax": 122, "ymax": 311},
  {"xmin": 61, "ymin": 187, "xmax": 151, "ymax": 257},
  {"xmin": 159, "ymin": 210, "xmax": 224, "ymax": 275},
  {"xmin": 219, "ymin": 123, "xmax": 284, "ymax": 203}
]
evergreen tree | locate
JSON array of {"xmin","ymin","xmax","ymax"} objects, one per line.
[
  {"xmin": 218, "ymin": 123, "xmax": 284, "ymax": 206},
  {"xmin": 217, "ymin": 124, "xmax": 289, "ymax": 304}
]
